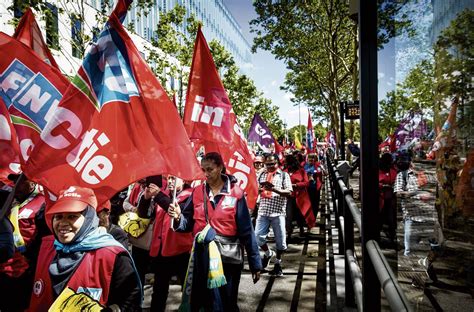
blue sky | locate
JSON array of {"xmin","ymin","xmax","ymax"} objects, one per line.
[{"xmin": 222, "ymin": 0, "xmax": 308, "ymax": 129}]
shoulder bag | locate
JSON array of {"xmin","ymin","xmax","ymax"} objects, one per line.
[{"xmin": 203, "ymin": 185, "xmax": 243, "ymax": 265}]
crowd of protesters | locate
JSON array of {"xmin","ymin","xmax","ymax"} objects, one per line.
[{"xmin": 0, "ymin": 145, "xmax": 329, "ymax": 311}]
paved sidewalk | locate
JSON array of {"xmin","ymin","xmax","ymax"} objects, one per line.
[{"xmin": 141, "ymin": 180, "xmax": 351, "ymax": 311}]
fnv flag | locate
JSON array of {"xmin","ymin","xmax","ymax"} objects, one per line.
[
  {"xmin": 248, "ymin": 113, "xmax": 275, "ymax": 153},
  {"xmin": 1, "ymin": 2, "xmax": 203, "ymax": 205},
  {"xmin": 0, "ymin": 34, "xmax": 70, "ymax": 169},
  {"xmin": 183, "ymin": 28, "xmax": 258, "ymax": 208},
  {"xmin": 0, "ymin": 6, "xmax": 60, "ymax": 176},
  {"xmin": 306, "ymin": 109, "xmax": 315, "ymax": 153}
]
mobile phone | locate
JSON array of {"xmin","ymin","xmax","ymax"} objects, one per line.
[
  {"xmin": 145, "ymin": 175, "xmax": 163, "ymax": 188},
  {"xmin": 260, "ymin": 181, "xmax": 274, "ymax": 188}
]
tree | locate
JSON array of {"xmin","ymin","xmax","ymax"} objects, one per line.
[
  {"xmin": 432, "ymin": 9, "xmax": 473, "ymax": 223},
  {"xmin": 147, "ymin": 4, "xmax": 283, "ymax": 131},
  {"xmin": 251, "ymin": 1, "xmax": 416, "ymax": 155},
  {"xmin": 378, "ymin": 59, "xmax": 435, "ymax": 138},
  {"xmin": 251, "ymin": 1, "xmax": 356, "ymax": 154}
]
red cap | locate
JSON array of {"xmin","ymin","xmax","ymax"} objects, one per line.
[
  {"xmin": 46, "ymin": 186, "xmax": 97, "ymax": 215},
  {"xmin": 96, "ymin": 200, "xmax": 111, "ymax": 213}
]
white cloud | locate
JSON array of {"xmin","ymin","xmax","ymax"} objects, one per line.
[
  {"xmin": 271, "ymin": 80, "xmax": 278, "ymax": 86},
  {"xmin": 378, "ymin": 72, "xmax": 385, "ymax": 79}
]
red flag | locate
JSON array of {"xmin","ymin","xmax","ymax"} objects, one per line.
[
  {"xmin": 0, "ymin": 102, "xmax": 20, "ymax": 171},
  {"xmin": 1, "ymin": 6, "xmax": 202, "ymax": 205},
  {"xmin": 183, "ymin": 30, "xmax": 233, "ymax": 145},
  {"xmin": 183, "ymin": 28, "xmax": 258, "ymax": 208},
  {"xmin": 13, "ymin": 8, "xmax": 59, "ymax": 70},
  {"xmin": 0, "ymin": 31, "xmax": 70, "ymax": 170}
]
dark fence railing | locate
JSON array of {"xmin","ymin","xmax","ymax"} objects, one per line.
[{"xmin": 326, "ymin": 155, "xmax": 413, "ymax": 312}]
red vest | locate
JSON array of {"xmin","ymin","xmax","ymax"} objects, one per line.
[
  {"xmin": 149, "ymin": 188, "xmax": 194, "ymax": 257},
  {"xmin": 191, "ymin": 183, "xmax": 243, "ymax": 237},
  {"xmin": 0, "ymin": 193, "xmax": 45, "ymax": 276},
  {"xmin": 28, "ymin": 236, "xmax": 124, "ymax": 312}
]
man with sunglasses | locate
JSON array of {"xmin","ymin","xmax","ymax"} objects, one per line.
[{"xmin": 254, "ymin": 154, "xmax": 292, "ymax": 276}]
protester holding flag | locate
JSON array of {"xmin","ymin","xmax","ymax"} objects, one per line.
[
  {"xmin": 28, "ymin": 186, "xmax": 141, "ymax": 312},
  {"xmin": 136, "ymin": 175, "xmax": 193, "ymax": 312},
  {"xmin": 169, "ymin": 152, "xmax": 261, "ymax": 311},
  {"xmin": 0, "ymin": 174, "xmax": 47, "ymax": 312},
  {"xmin": 183, "ymin": 27, "xmax": 258, "ymax": 210}
]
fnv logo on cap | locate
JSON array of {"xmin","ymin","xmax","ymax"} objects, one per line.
[
  {"xmin": 59, "ymin": 186, "xmax": 83, "ymax": 199},
  {"xmin": 45, "ymin": 186, "xmax": 98, "ymax": 231}
]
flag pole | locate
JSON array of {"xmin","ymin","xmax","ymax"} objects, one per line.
[{"xmin": 299, "ymin": 102, "xmax": 302, "ymax": 143}]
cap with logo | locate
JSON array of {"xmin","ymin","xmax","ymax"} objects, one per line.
[{"xmin": 45, "ymin": 186, "xmax": 98, "ymax": 230}]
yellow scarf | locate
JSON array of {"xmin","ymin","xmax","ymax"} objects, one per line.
[{"xmin": 9, "ymin": 187, "xmax": 39, "ymax": 253}]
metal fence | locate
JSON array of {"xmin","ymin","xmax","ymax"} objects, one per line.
[{"xmin": 326, "ymin": 155, "xmax": 413, "ymax": 312}]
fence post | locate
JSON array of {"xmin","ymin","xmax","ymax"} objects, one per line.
[
  {"xmin": 344, "ymin": 188, "xmax": 355, "ymax": 307},
  {"xmin": 336, "ymin": 173, "xmax": 345, "ymax": 254}
]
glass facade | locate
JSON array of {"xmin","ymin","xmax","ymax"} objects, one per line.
[
  {"xmin": 120, "ymin": 0, "xmax": 252, "ymax": 70},
  {"xmin": 378, "ymin": 0, "xmax": 473, "ymax": 309}
]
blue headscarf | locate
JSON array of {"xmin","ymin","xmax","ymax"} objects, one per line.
[{"xmin": 49, "ymin": 206, "xmax": 126, "ymax": 296}]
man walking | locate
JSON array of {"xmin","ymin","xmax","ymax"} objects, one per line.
[{"xmin": 255, "ymin": 154, "xmax": 292, "ymax": 276}]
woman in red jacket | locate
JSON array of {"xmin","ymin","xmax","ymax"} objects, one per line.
[
  {"xmin": 284, "ymin": 154, "xmax": 316, "ymax": 239},
  {"xmin": 28, "ymin": 186, "xmax": 141, "ymax": 312}
]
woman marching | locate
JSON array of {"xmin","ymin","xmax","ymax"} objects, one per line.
[
  {"xmin": 170, "ymin": 152, "xmax": 262, "ymax": 311},
  {"xmin": 28, "ymin": 186, "xmax": 142, "ymax": 311}
]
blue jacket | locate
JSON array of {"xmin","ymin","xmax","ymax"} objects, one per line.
[{"xmin": 175, "ymin": 175, "xmax": 262, "ymax": 273}]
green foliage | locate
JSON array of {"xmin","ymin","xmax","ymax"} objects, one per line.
[
  {"xmin": 251, "ymin": 0, "xmax": 357, "ymax": 150},
  {"xmin": 377, "ymin": 0, "xmax": 415, "ymax": 48},
  {"xmin": 378, "ymin": 58, "xmax": 435, "ymax": 138},
  {"xmin": 147, "ymin": 4, "xmax": 283, "ymax": 130},
  {"xmin": 288, "ymin": 125, "xmax": 306, "ymax": 144},
  {"xmin": 433, "ymin": 9, "xmax": 473, "ymax": 147}
]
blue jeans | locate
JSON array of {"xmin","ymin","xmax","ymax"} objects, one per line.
[
  {"xmin": 255, "ymin": 215, "xmax": 287, "ymax": 251},
  {"xmin": 404, "ymin": 219, "xmax": 413, "ymax": 256}
]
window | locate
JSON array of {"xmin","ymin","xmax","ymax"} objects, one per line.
[
  {"xmin": 45, "ymin": 3, "xmax": 59, "ymax": 50},
  {"xmin": 71, "ymin": 14, "xmax": 84, "ymax": 58}
]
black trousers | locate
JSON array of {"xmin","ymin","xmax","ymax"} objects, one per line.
[
  {"xmin": 151, "ymin": 252, "xmax": 190, "ymax": 311},
  {"xmin": 131, "ymin": 245, "xmax": 151, "ymax": 286},
  {"xmin": 286, "ymin": 197, "xmax": 305, "ymax": 235},
  {"xmin": 219, "ymin": 262, "xmax": 244, "ymax": 312}
]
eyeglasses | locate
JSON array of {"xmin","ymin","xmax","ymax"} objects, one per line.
[{"xmin": 265, "ymin": 162, "xmax": 277, "ymax": 167}]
